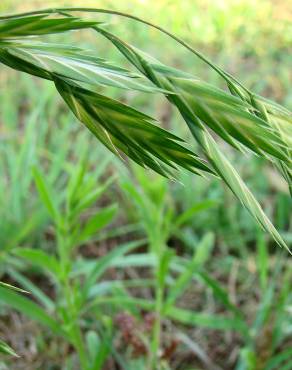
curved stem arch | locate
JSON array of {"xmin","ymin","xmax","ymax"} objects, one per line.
[{"xmin": 0, "ymin": 6, "xmax": 251, "ymax": 95}]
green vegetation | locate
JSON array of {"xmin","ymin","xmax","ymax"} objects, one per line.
[{"xmin": 0, "ymin": 2, "xmax": 291, "ymax": 369}]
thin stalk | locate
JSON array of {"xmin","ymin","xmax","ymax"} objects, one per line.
[
  {"xmin": 63, "ymin": 276, "xmax": 87, "ymax": 370},
  {"xmin": 56, "ymin": 219, "xmax": 87, "ymax": 370},
  {"xmin": 153, "ymin": 274, "xmax": 164, "ymax": 370},
  {"xmin": 150, "ymin": 228, "xmax": 168, "ymax": 370},
  {"xmin": 152, "ymin": 240, "xmax": 163, "ymax": 370}
]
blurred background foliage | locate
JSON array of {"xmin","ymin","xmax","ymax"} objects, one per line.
[{"xmin": 0, "ymin": 1, "xmax": 291, "ymax": 369}]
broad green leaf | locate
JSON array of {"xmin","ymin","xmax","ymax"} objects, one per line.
[
  {"xmin": 266, "ymin": 349, "xmax": 292, "ymax": 370},
  {"xmin": 13, "ymin": 248, "xmax": 60, "ymax": 277},
  {"xmin": 79, "ymin": 204, "xmax": 118, "ymax": 242},
  {"xmin": 192, "ymin": 232, "xmax": 215, "ymax": 266},
  {"xmin": 256, "ymin": 234, "xmax": 268, "ymax": 292},
  {"xmin": 92, "ymin": 290, "xmax": 247, "ymax": 334},
  {"xmin": 8, "ymin": 268, "xmax": 55, "ymax": 311},
  {"xmin": 70, "ymin": 177, "xmax": 115, "ymax": 218},
  {"xmin": 90, "ymin": 295, "xmax": 154, "ymax": 311},
  {"xmin": 0, "ymin": 281, "xmax": 28, "ymax": 294},
  {"xmin": 0, "ymin": 340, "xmax": 18, "ymax": 357},
  {"xmin": 165, "ymin": 252, "xmax": 199, "ymax": 309},
  {"xmin": 198, "ymin": 271, "xmax": 244, "ymax": 319},
  {"xmin": 164, "ymin": 233, "xmax": 214, "ymax": 308},
  {"xmin": 32, "ymin": 167, "xmax": 59, "ymax": 221},
  {"xmin": 86, "ymin": 328, "xmax": 113, "ymax": 370},
  {"xmin": 83, "ymin": 239, "xmax": 145, "ymax": 297},
  {"xmin": 174, "ymin": 200, "xmax": 218, "ymax": 227},
  {"xmin": 88, "ymin": 279, "xmax": 153, "ymax": 298},
  {"xmin": 157, "ymin": 249, "xmax": 174, "ymax": 288},
  {"xmin": 0, "ymin": 286, "xmax": 62, "ymax": 334},
  {"xmin": 165, "ymin": 306, "xmax": 248, "ymax": 334},
  {"xmin": 86, "ymin": 330, "xmax": 111, "ymax": 370}
]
